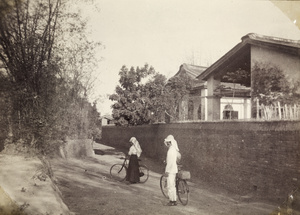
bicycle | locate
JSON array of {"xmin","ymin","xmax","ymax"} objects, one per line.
[
  {"xmin": 160, "ymin": 165, "xmax": 190, "ymax": 206},
  {"xmin": 110, "ymin": 156, "xmax": 149, "ymax": 183}
]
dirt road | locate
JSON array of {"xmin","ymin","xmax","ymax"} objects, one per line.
[{"xmin": 50, "ymin": 143, "xmax": 276, "ymax": 215}]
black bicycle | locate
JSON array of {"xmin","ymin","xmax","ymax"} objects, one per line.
[
  {"xmin": 110, "ymin": 157, "xmax": 149, "ymax": 183},
  {"xmin": 160, "ymin": 165, "xmax": 190, "ymax": 205}
]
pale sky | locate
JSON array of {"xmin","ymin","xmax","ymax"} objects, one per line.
[{"xmin": 78, "ymin": 0, "xmax": 300, "ymax": 115}]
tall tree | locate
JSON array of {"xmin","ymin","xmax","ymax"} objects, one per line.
[
  {"xmin": 0, "ymin": 0, "xmax": 101, "ymax": 150},
  {"xmin": 109, "ymin": 64, "xmax": 167, "ymax": 126},
  {"xmin": 163, "ymin": 73, "xmax": 193, "ymax": 121},
  {"xmin": 110, "ymin": 64, "xmax": 195, "ymax": 125},
  {"xmin": 143, "ymin": 73, "xmax": 167, "ymax": 123},
  {"xmin": 0, "ymin": 0, "xmax": 63, "ymax": 145}
]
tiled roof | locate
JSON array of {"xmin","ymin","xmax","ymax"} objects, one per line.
[
  {"xmin": 101, "ymin": 115, "xmax": 113, "ymax": 120},
  {"xmin": 197, "ymin": 33, "xmax": 300, "ymax": 81},
  {"xmin": 175, "ymin": 63, "xmax": 207, "ymax": 79},
  {"xmin": 243, "ymin": 33, "xmax": 300, "ymax": 48}
]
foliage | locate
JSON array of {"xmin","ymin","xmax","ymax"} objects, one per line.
[
  {"xmin": 0, "ymin": 0, "xmax": 101, "ymax": 153},
  {"xmin": 222, "ymin": 68, "xmax": 251, "ymax": 86},
  {"xmin": 110, "ymin": 64, "xmax": 169, "ymax": 126},
  {"xmin": 143, "ymin": 73, "xmax": 168, "ymax": 122},
  {"xmin": 163, "ymin": 73, "xmax": 194, "ymax": 121},
  {"xmin": 110, "ymin": 65, "xmax": 194, "ymax": 125},
  {"xmin": 252, "ymin": 63, "xmax": 300, "ymax": 105}
]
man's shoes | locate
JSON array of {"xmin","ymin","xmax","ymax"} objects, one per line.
[{"xmin": 167, "ymin": 201, "xmax": 177, "ymax": 206}]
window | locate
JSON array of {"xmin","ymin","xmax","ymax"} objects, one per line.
[{"xmin": 223, "ymin": 104, "xmax": 238, "ymax": 119}]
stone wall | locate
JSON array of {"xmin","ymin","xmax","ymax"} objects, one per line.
[{"xmin": 102, "ymin": 121, "xmax": 300, "ymax": 204}]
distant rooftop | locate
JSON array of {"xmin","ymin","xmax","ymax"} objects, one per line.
[
  {"xmin": 101, "ymin": 114, "xmax": 113, "ymax": 120},
  {"xmin": 174, "ymin": 63, "xmax": 207, "ymax": 79}
]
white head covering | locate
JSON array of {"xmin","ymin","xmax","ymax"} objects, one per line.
[
  {"xmin": 129, "ymin": 137, "xmax": 142, "ymax": 157},
  {"xmin": 164, "ymin": 135, "xmax": 179, "ymax": 151}
]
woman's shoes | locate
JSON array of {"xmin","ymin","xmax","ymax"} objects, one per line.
[{"xmin": 167, "ymin": 201, "xmax": 177, "ymax": 206}]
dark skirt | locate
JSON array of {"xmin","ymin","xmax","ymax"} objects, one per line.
[{"xmin": 126, "ymin": 155, "xmax": 140, "ymax": 183}]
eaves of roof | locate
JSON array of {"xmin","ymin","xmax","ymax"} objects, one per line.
[
  {"xmin": 101, "ymin": 115, "xmax": 113, "ymax": 120},
  {"xmin": 197, "ymin": 33, "xmax": 300, "ymax": 81},
  {"xmin": 174, "ymin": 63, "xmax": 207, "ymax": 79}
]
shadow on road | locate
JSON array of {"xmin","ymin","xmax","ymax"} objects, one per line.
[{"xmin": 50, "ymin": 142, "xmax": 277, "ymax": 215}]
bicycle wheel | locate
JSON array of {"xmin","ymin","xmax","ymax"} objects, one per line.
[
  {"xmin": 160, "ymin": 175, "xmax": 168, "ymax": 198},
  {"xmin": 139, "ymin": 165, "xmax": 149, "ymax": 183},
  {"xmin": 110, "ymin": 164, "xmax": 127, "ymax": 182},
  {"xmin": 177, "ymin": 179, "xmax": 189, "ymax": 205}
]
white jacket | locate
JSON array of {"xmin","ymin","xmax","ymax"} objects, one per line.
[{"xmin": 165, "ymin": 146, "xmax": 178, "ymax": 174}]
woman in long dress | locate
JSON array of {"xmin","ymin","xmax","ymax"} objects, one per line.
[{"xmin": 126, "ymin": 137, "xmax": 142, "ymax": 184}]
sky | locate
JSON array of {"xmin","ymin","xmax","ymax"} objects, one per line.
[{"xmin": 77, "ymin": 0, "xmax": 300, "ymax": 115}]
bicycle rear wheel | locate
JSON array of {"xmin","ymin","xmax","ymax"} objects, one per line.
[
  {"xmin": 177, "ymin": 179, "xmax": 189, "ymax": 205},
  {"xmin": 110, "ymin": 164, "xmax": 127, "ymax": 182},
  {"xmin": 139, "ymin": 165, "xmax": 149, "ymax": 183},
  {"xmin": 160, "ymin": 175, "xmax": 168, "ymax": 198}
]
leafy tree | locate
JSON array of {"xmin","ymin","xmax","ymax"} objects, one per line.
[
  {"xmin": 0, "ymin": 0, "xmax": 101, "ymax": 152},
  {"xmin": 110, "ymin": 65, "xmax": 196, "ymax": 125},
  {"xmin": 163, "ymin": 73, "xmax": 194, "ymax": 121},
  {"xmin": 213, "ymin": 68, "xmax": 251, "ymax": 99},
  {"xmin": 222, "ymin": 68, "xmax": 251, "ymax": 87},
  {"xmin": 143, "ymin": 73, "xmax": 167, "ymax": 123},
  {"xmin": 110, "ymin": 64, "xmax": 167, "ymax": 126},
  {"xmin": 252, "ymin": 62, "xmax": 300, "ymax": 105},
  {"xmin": 0, "ymin": 0, "xmax": 62, "ymax": 146}
]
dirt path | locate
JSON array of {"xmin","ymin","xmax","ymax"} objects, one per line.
[
  {"xmin": 50, "ymin": 143, "xmax": 277, "ymax": 215},
  {"xmin": 0, "ymin": 154, "xmax": 72, "ymax": 215}
]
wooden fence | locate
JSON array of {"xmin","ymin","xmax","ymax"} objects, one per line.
[{"xmin": 259, "ymin": 102, "xmax": 300, "ymax": 120}]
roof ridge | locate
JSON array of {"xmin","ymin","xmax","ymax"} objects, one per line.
[
  {"xmin": 242, "ymin": 33, "xmax": 300, "ymax": 47},
  {"xmin": 197, "ymin": 33, "xmax": 300, "ymax": 81},
  {"xmin": 183, "ymin": 63, "xmax": 207, "ymax": 69}
]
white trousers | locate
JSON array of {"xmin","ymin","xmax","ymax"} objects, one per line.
[{"xmin": 167, "ymin": 173, "xmax": 177, "ymax": 201}]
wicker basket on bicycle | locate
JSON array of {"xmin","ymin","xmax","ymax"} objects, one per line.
[{"xmin": 177, "ymin": 170, "xmax": 191, "ymax": 180}]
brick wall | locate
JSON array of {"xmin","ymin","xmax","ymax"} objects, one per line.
[{"xmin": 102, "ymin": 121, "xmax": 300, "ymax": 204}]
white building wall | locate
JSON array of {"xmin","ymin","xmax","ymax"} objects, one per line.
[
  {"xmin": 101, "ymin": 118, "xmax": 108, "ymax": 126},
  {"xmin": 199, "ymin": 88, "xmax": 251, "ymax": 120},
  {"xmin": 251, "ymin": 46, "xmax": 300, "ymax": 81},
  {"xmin": 220, "ymin": 97, "xmax": 251, "ymax": 120}
]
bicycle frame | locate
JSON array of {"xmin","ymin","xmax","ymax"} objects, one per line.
[
  {"xmin": 110, "ymin": 156, "xmax": 149, "ymax": 183},
  {"xmin": 120, "ymin": 157, "xmax": 128, "ymax": 169},
  {"xmin": 160, "ymin": 165, "xmax": 189, "ymax": 205}
]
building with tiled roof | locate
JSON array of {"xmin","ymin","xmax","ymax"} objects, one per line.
[
  {"xmin": 173, "ymin": 33, "xmax": 300, "ymax": 121},
  {"xmin": 197, "ymin": 33, "xmax": 300, "ymax": 84},
  {"xmin": 101, "ymin": 114, "xmax": 115, "ymax": 126}
]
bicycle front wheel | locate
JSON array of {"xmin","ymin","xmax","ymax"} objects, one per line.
[
  {"xmin": 139, "ymin": 165, "xmax": 149, "ymax": 183},
  {"xmin": 160, "ymin": 175, "xmax": 168, "ymax": 198},
  {"xmin": 177, "ymin": 179, "xmax": 189, "ymax": 205},
  {"xmin": 110, "ymin": 164, "xmax": 127, "ymax": 182}
]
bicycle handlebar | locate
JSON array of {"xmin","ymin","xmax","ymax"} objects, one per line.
[{"xmin": 120, "ymin": 156, "xmax": 142, "ymax": 160}]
